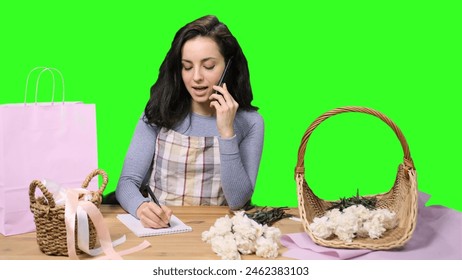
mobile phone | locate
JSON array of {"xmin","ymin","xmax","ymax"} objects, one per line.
[{"xmin": 214, "ymin": 57, "xmax": 233, "ymax": 95}]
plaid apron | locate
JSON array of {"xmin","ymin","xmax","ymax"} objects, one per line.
[{"xmin": 149, "ymin": 128, "xmax": 226, "ymax": 206}]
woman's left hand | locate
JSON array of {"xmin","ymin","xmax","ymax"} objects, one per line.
[{"xmin": 209, "ymin": 83, "xmax": 239, "ymax": 138}]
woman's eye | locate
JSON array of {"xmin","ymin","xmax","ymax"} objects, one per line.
[
  {"xmin": 204, "ymin": 65, "xmax": 215, "ymax": 70},
  {"xmin": 182, "ymin": 65, "xmax": 192, "ymax": 71}
]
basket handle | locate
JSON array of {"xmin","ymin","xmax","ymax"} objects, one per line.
[
  {"xmin": 29, "ymin": 180, "xmax": 56, "ymax": 208},
  {"xmin": 29, "ymin": 169, "xmax": 108, "ymax": 207},
  {"xmin": 82, "ymin": 169, "xmax": 108, "ymax": 194},
  {"xmin": 295, "ymin": 106, "xmax": 415, "ymax": 177}
]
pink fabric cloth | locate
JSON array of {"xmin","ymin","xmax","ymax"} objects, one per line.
[{"xmin": 281, "ymin": 192, "xmax": 462, "ymax": 259}]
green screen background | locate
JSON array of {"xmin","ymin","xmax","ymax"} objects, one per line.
[{"xmin": 1, "ymin": 1, "xmax": 460, "ymax": 211}]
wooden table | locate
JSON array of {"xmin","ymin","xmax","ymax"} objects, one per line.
[{"xmin": 0, "ymin": 205, "xmax": 304, "ymax": 260}]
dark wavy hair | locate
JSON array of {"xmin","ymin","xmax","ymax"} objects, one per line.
[{"xmin": 144, "ymin": 15, "xmax": 258, "ymax": 129}]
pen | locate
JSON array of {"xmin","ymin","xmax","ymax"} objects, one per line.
[{"xmin": 146, "ymin": 186, "xmax": 171, "ymax": 227}]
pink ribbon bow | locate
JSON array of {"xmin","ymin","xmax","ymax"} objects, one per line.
[{"xmin": 64, "ymin": 188, "xmax": 150, "ymax": 259}]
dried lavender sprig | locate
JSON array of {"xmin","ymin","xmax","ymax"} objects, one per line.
[
  {"xmin": 327, "ymin": 189, "xmax": 377, "ymax": 211},
  {"xmin": 245, "ymin": 207, "xmax": 293, "ymax": 226}
]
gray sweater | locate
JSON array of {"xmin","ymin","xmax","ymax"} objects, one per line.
[{"xmin": 115, "ymin": 110, "xmax": 264, "ymax": 217}]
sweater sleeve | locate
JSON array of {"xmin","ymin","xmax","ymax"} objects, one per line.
[
  {"xmin": 218, "ymin": 112, "xmax": 264, "ymax": 209},
  {"xmin": 115, "ymin": 115, "xmax": 157, "ymax": 217}
]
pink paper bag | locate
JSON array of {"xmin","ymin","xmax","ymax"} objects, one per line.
[{"xmin": 0, "ymin": 67, "xmax": 98, "ymax": 236}]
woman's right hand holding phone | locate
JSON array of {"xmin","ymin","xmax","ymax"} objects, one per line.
[{"xmin": 209, "ymin": 83, "xmax": 239, "ymax": 139}]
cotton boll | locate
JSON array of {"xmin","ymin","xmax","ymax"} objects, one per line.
[
  {"xmin": 345, "ymin": 205, "xmax": 371, "ymax": 222},
  {"xmin": 232, "ymin": 213, "xmax": 261, "ymax": 254},
  {"xmin": 210, "ymin": 233, "xmax": 241, "ymax": 260},
  {"xmin": 309, "ymin": 204, "xmax": 398, "ymax": 242},
  {"xmin": 232, "ymin": 211, "xmax": 264, "ymax": 241},
  {"xmin": 334, "ymin": 211, "xmax": 360, "ymax": 243},
  {"xmin": 255, "ymin": 236, "xmax": 279, "ymax": 259},
  {"xmin": 213, "ymin": 215, "xmax": 233, "ymax": 235},
  {"xmin": 374, "ymin": 209, "xmax": 398, "ymax": 229},
  {"xmin": 334, "ymin": 225, "xmax": 356, "ymax": 243},
  {"xmin": 363, "ymin": 217, "xmax": 386, "ymax": 239},
  {"xmin": 230, "ymin": 211, "xmax": 241, "ymax": 220},
  {"xmin": 231, "ymin": 211, "xmax": 251, "ymax": 226},
  {"xmin": 201, "ymin": 215, "xmax": 233, "ymax": 244},
  {"xmin": 342, "ymin": 205, "xmax": 358, "ymax": 215},
  {"xmin": 232, "ymin": 210, "xmax": 246, "ymax": 217},
  {"xmin": 383, "ymin": 216, "xmax": 398, "ymax": 230},
  {"xmin": 326, "ymin": 208, "xmax": 342, "ymax": 218},
  {"xmin": 263, "ymin": 226, "xmax": 282, "ymax": 244},
  {"xmin": 363, "ymin": 208, "xmax": 397, "ymax": 239},
  {"xmin": 342, "ymin": 206, "xmax": 365, "ymax": 229},
  {"xmin": 325, "ymin": 208, "xmax": 342, "ymax": 226},
  {"xmin": 234, "ymin": 233, "xmax": 256, "ymax": 255},
  {"xmin": 203, "ymin": 212, "xmax": 284, "ymax": 259},
  {"xmin": 356, "ymin": 226, "xmax": 369, "ymax": 238},
  {"xmin": 250, "ymin": 219, "xmax": 264, "ymax": 238},
  {"xmin": 201, "ymin": 230, "xmax": 213, "ymax": 243},
  {"xmin": 309, "ymin": 216, "xmax": 333, "ymax": 239},
  {"xmin": 233, "ymin": 222, "xmax": 258, "ymax": 240},
  {"xmin": 201, "ymin": 225, "xmax": 228, "ymax": 243}
]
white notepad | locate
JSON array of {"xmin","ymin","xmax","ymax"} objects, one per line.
[{"xmin": 117, "ymin": 214, "xmax": 192, "ymax": 237}]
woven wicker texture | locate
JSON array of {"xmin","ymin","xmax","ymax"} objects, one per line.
[
  {"xmin": 29, "ymin": 169, "xmax": 108, "ymax": 256},
  {"xmin": 295, "ymin": 106, "xmax": 418, "ymax": 250}
]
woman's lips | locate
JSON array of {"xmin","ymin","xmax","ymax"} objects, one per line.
[{"xmin": 192, "ymin": 86, "xmax": 209, "ymax": 94}]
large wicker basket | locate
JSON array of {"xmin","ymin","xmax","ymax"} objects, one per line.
[
  {"xmin": 295, "ymin": 106, "xmax": 418, "ymax": 250},
  {"xmin": 29, "ymin": 169, "xmax": 108, "ymax": 256}
]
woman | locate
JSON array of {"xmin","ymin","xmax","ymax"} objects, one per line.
[{"xmin": 116, "ymin": 15, "xmax": 264, "ymax": 228}]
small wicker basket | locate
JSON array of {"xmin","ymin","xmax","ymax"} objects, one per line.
[
  {"xmin": 295, "ymin": 106, "xmax": 418, "ymax": 250},
  {"xmin": 29, "ymin": 169, "xmax": 108, "ymax": 256}
]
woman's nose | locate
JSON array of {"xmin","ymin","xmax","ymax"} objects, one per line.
[{"xmin": 193, "ymin": 68, "xmax": 204, "ymax": 81}]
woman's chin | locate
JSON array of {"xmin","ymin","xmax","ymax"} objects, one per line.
[{"xmin": 190, "ymin": 91, "xmax": 212, "ymax": 103}]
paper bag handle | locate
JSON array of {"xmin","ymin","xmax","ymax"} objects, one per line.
[{"xmin": 24, "ymin": 66, "xmax": 65, "ymax": 105}]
